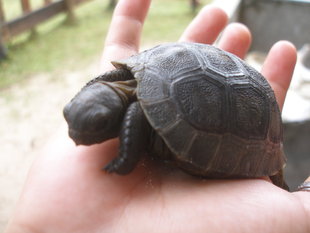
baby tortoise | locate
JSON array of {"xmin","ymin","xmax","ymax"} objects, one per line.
[{"xmin": 63, "ymin": 42, "xmax": 289, "ymax": 190}]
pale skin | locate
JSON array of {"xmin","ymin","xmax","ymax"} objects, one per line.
[{"xmin": 5, "ymin": 0, "xmax": 310, "ymax": 232}]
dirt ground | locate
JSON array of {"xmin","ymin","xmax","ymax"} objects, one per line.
[{"xmin": 0, "ymin": 60, "xmax": 101, "ymax": 232}]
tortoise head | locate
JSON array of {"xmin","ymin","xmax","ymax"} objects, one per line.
[{"xmin": 63, "ymin": 82, "xmax": 125, "ymax": 145}]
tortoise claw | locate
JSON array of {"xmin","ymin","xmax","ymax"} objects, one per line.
[
  {"xmin": 103, "ymin": 160, "xmax": 118, "ymax": 174},
  {"xmin": 103, "ymin": 157, "xmax": 131, "ymax": 175}
]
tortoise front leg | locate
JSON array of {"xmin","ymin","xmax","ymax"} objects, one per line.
[
  {"xmin": 104, "ymin": 102, "xmax": 151, "ymax": 175},
  {"xmin": 270, "ymin": 169, "xmax": 289, "ymax": 191}
]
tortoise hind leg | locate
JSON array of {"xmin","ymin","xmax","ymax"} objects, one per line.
[
  {"xmin": 269, "ymin": 169, "xmax": 289, "ymax": 191},
  {"xmin": 104, "ymin": 102, "xmax": 150, "ymax": 175}
]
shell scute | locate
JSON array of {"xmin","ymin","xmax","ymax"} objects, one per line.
[
  {"xmin": 137, "ymin": 72, "xmax": 169, "ymax": 102},
  {"xmin": 173, "ymin": 75, "xmax": 226, "ymax": 133},
  {"xmin": 141, "ymin": 100, "xmax": 177, "ymax": 132},
  {"xmin": 195, "ymin": 45, "xmax": 245, "ymax": 77},
  {"xmin": 230, "ymin": 84, "xmax": 269, "ymax": 140}
]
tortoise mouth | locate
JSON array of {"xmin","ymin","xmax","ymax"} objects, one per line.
[{"xmin": 68, "ymin": 128, "xmax": 116, "ymax": 145}]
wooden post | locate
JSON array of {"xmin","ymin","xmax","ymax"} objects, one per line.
[
  {"xmin": 21, "ymin": 0, "xmax": 31, "ymax": 13},
  {"xmin": 20, "ymin": 0, "xmax": 37, "ymax": 38},
  {"xmin": 108, "ymin": 0, "xmax": 117, "ymax": 9},
  {"xmin": 64, "ymin": 0, "xmax": 76, "ymax": 24},
  {"xmin": 44, "ymin": 0, "xmax": 52, "ymax": 5},
  {"xmin": 0, "ymin": 0, "xmax": 7, "ymax": 59},
  {"xmin": 190, "ymin": 0, "xmax": 200, "ymax": 13}
]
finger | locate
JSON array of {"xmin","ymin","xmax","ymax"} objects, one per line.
[
  {"xmin": 261, "ymin": 41, "xmax": 297, "ymax": 110},
  {"xmin": 101, "ymin": 0, "xmax": 151, "ymax": 70},
  {"xmin": 179, "ymin": 6, "xmax": 227, "ymax": 44},
  {"xmin": 217, "ymin": 23, "xmax": 252, "ymax": 59}
]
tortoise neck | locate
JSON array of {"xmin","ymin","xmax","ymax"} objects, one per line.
[{"xmin": 103, "ymin": 79, "xmax": 137, "ymax": 107}]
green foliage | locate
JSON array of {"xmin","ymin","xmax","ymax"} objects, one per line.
[{"xmin": 0, "ymin": 0, "xmax": 210, "ymax": 88}]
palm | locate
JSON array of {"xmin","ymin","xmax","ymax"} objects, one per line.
[
  {"xmin": 6, "ymin": 0, "xmax": 309, "ymax": 233},
  {"xmin": 19, "ymin": 139, "xmax": 307, "ymax": 232}
]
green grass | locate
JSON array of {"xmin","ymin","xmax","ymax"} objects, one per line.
[{"xmin": 0, "ymin": 0, "xmax": 210, "ymax": 88}]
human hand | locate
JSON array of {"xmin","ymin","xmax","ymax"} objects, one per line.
[{"xmin": 5, "ymin": 0, "xmax": 309, "ymax": 232}]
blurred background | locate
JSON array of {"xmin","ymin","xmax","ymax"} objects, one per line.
[{"xmin": 0, "ymin": 0, "xmax": 309, "ymax": 231}]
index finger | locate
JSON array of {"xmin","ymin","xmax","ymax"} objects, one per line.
[
  {"xmin": 261, "ymin": 41, "xmax": 297, "ymax": 110},
  {"xmin": 101, "ymin": 0, "xmax": 151, "ymax": 71}
]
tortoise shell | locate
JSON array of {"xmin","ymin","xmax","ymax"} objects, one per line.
[{"xmin": 114, "ymin": 42, "xmax": 286, "ymax": 178}]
